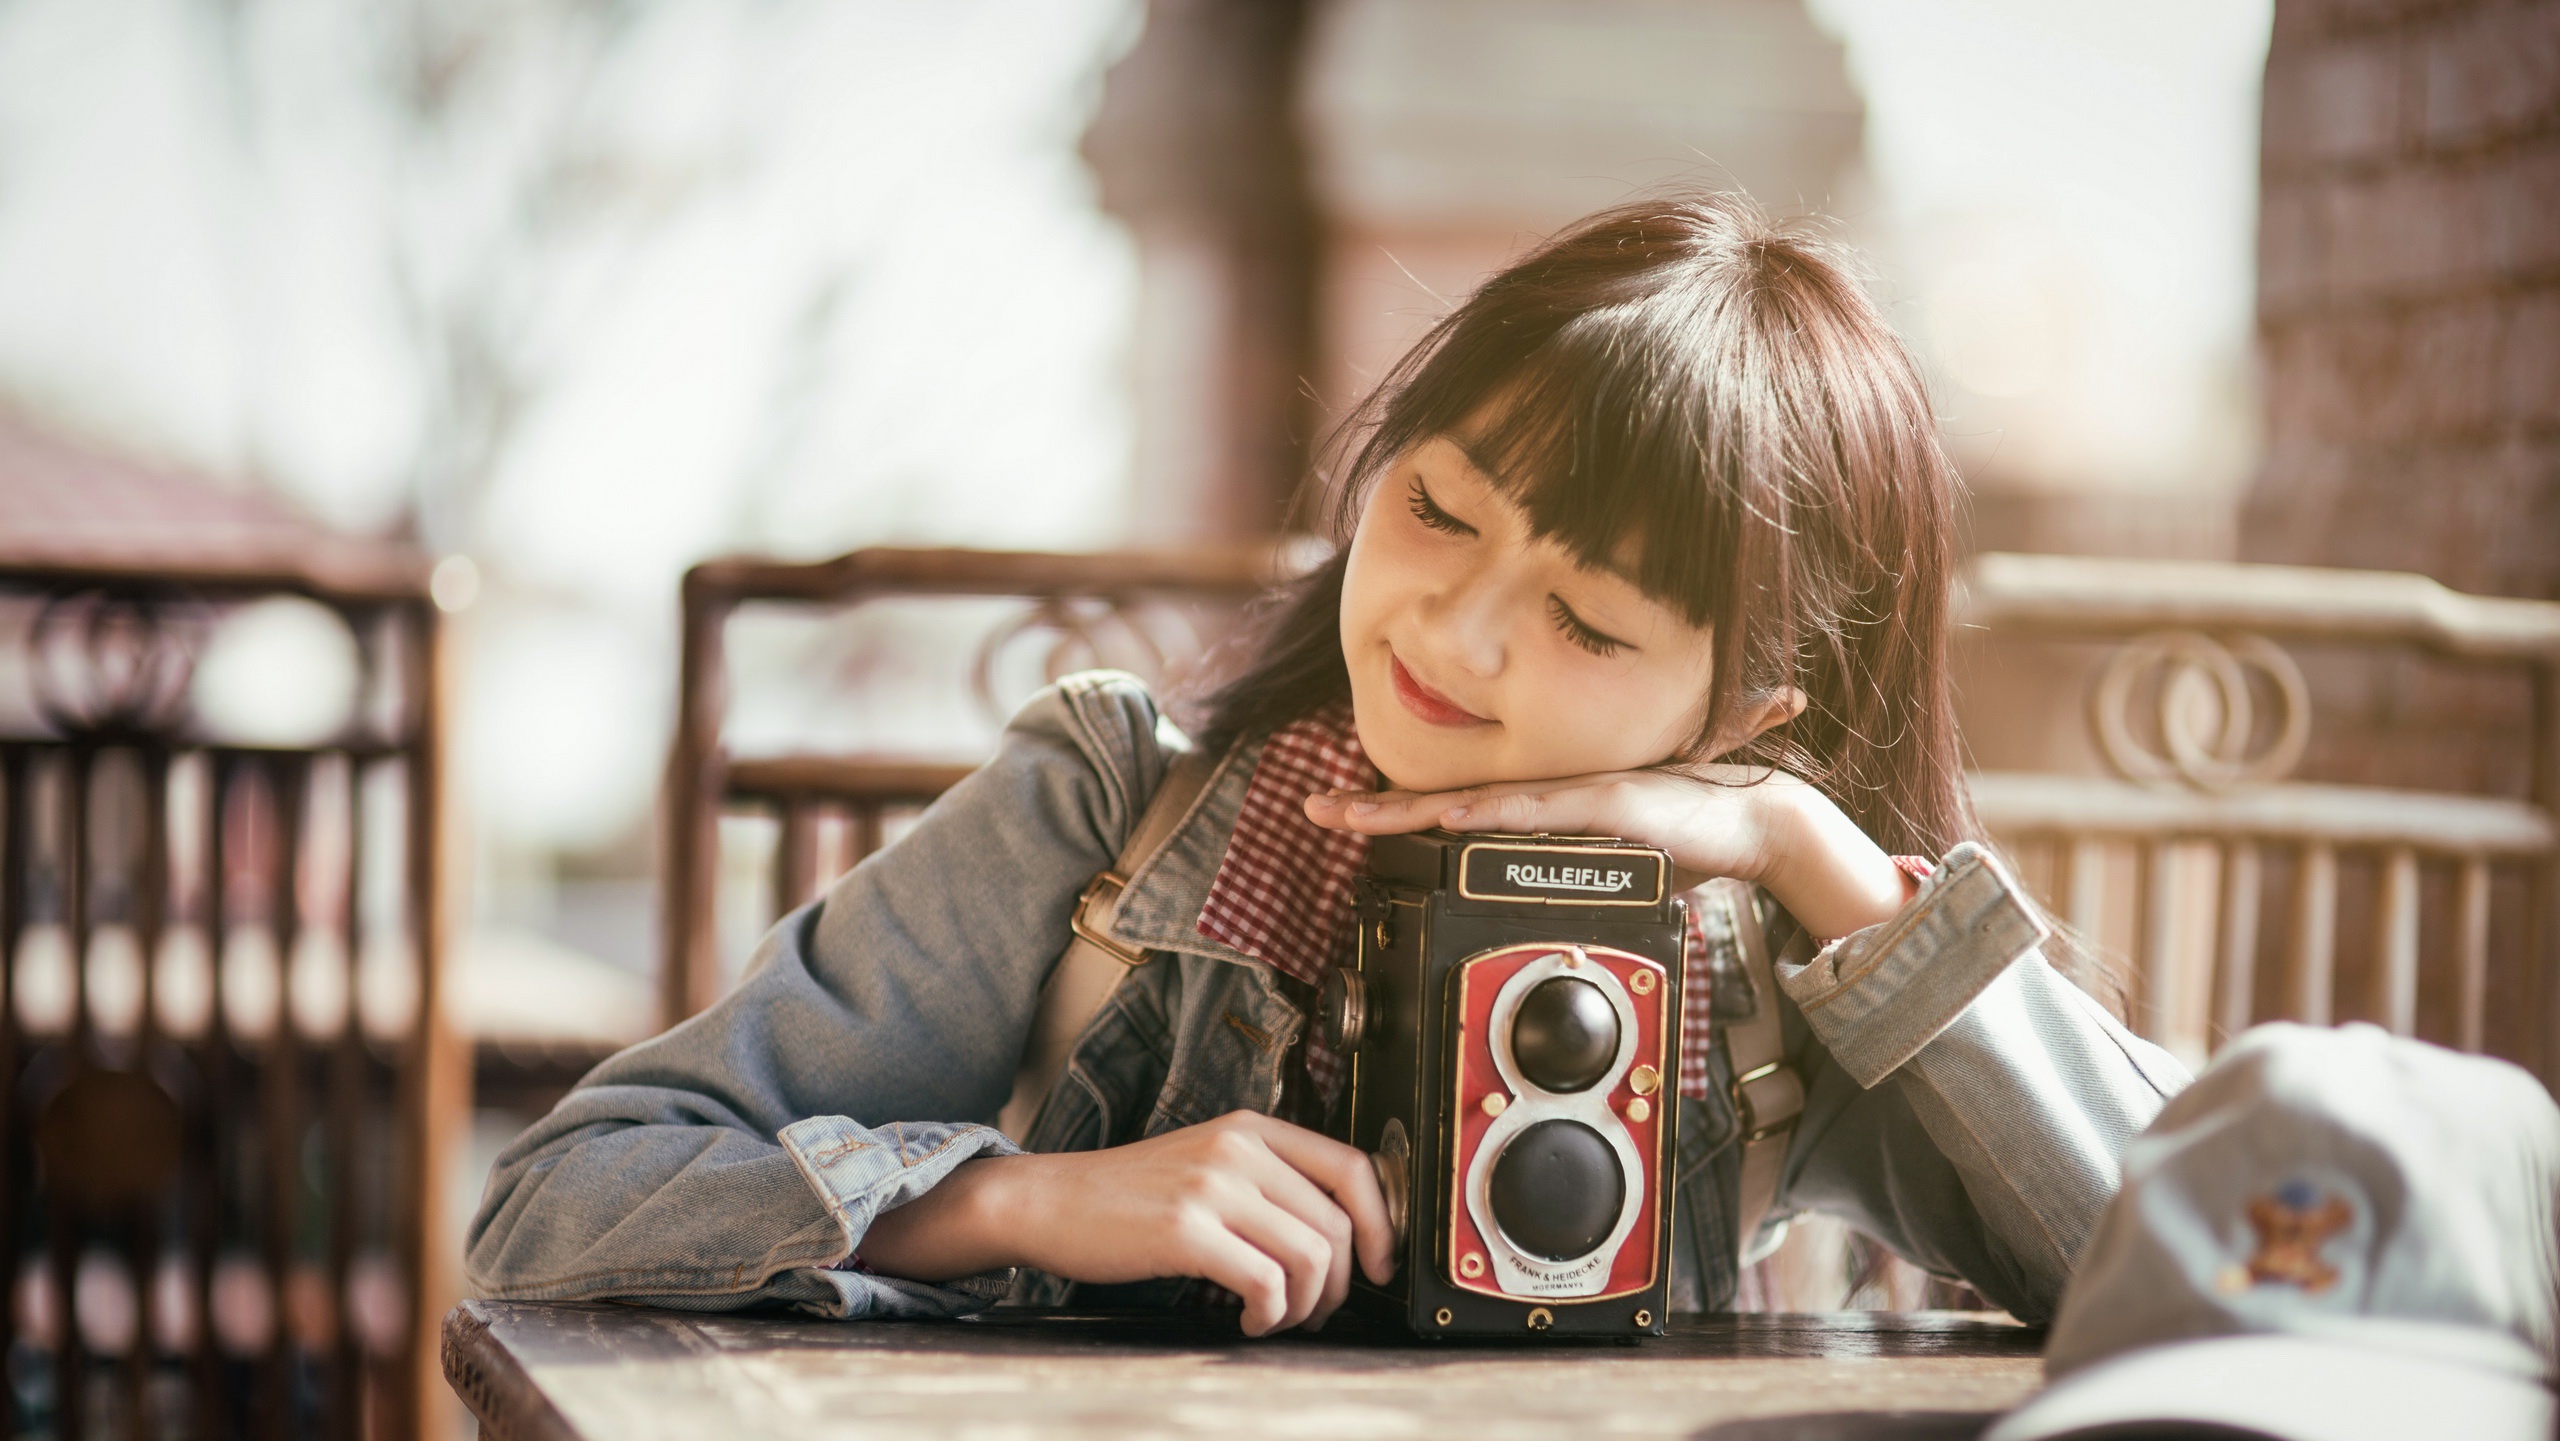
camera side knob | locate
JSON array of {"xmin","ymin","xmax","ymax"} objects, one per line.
[
  {"xmin": 1370, "ymin": 1118, "xmax": 1410, "ymax": 1263},
  {"xmin": 1318, "ymin": 967, "xmax": 1367, "ymax": 1052}
]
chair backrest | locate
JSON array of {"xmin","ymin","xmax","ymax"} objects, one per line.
[
  {"xmin": 1957, "ymin": 551, "xmax": 2560, "ymax": 1076},
  {"xmin": 660, "ymin": 545, "xmax": 1286, "ymax": 1024},
  {"xmin": 0, "ymin": 572, "xmax": 449, "ymax": 1441}
]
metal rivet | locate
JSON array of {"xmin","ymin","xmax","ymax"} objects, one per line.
[
  {"xmin": 1479, "ymin": 1092, "xmax": 1509, "ymax": 1118},
  {"xmin": 1372, "ymin": 918, "xmax": 1393, "ymax": 950},
  {"xmin": 1434, "ymin": 1307, "xmax": 1453, "ymax": 1326},
  {"xmin": 1624, "ymin": 1097, "xmax": 1651, "ymax": 1124},
  {"xmin": 1526, "ymin": 1307, "xmax": 1554, "ymax": 1331},
  {"xmin": 1632, "ymin": 1309, "xmax": 1653, "ymax": 1328},
  {"xmin": 1459, "ymin": 1253, "xmax": 1486, "ymax": 1279},
  {"xmin": 1628, "ymin": 1064, "xmax": 1661, "ymax": 1096},
  {"xmin": 1629, "ymin": 969, "xmax": 1657, "ymax": 995}
]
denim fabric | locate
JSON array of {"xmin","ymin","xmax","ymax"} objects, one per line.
[
  {"xmin": 466, "ymin": 670, "xmax": 2189, "ymax": 1322},
  {"xmin": 1779, "ymin": 845, "xmax": 2051, "ymax": 1089}
]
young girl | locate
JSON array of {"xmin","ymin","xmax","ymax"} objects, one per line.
[{"xmin": 468, "ymin": 194, "xmax": 2187, "ymax": 1335}]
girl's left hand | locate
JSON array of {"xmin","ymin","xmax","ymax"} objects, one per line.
[{"xmin": 1302, "ymin": 766, "xmax": 1911, "ymax": 943}]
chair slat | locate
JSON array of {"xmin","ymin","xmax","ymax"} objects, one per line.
[
  {"xmin": 773, "ymin": 800, "xmax": 816, "ymax": 920},
  {"xmin": 2376, "ymin": 847, "xmax": 2421, "ymax": 1036},
  {"xmin": 2458, "ymin": 856, "xmax": 2492, "ymax": 1053},
  {"xmin": 2064, "ymin": 837, "xmax": 2106, "ymax": 942},
  {"xmin": 2216, "ymin": 841, "xmax": 2261, "ymax": 1043},
  {"xmin": 2290, "ymin": 842, "xmax": 2337, "ymax": 1025},
  {"xmin": 2140, "ymin": 840, "xmax": 2178, "ymax": 1051}
]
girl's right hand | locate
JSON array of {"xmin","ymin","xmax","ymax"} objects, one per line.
[{"xmin": 855, "ymin": 1110, "xmax": 1397, "ymax": 1336}]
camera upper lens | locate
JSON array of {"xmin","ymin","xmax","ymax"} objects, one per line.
[
  {"xmin": 1509, "ymin": 975, "xmax": 1619, "ymax": 1093},
  {"xmin": 1487, "ymin": 1118, "xmax": 1625, "ymax": 1261}
]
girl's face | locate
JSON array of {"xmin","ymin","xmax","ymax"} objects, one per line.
[{"xmin": 1338, "ymin": 433, "xmax": 1721, "ymax": 793}]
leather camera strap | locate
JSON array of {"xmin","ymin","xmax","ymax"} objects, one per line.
[
  {"xmin": 1707, "ymin": 877, "xmax": 1808, "ymax": 1257},
  {"xmin": 996, "ymin": 747, "xmax": 1218, "ymax": 1141}
]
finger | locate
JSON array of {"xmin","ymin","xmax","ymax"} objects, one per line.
[
  {"xmin": 1233, "ymin": 1115, "xmax": 1398, "ymax": 1287},
  {"xmin": 1302, "ymin": 787, "xmax": 1449, "ymax": 834},
  {"xmin": 1226, "ymin": 1140, "xmax": 1357, "ymax": 1326},
  {"xmin": 1212, "ymin": 1189, "xmax": 1334, "ymax": 1334},
  {"xmin": 1303, "ymin": 783, "xmax": 1532, "ymax": 835},
  {"xmin": 1441, "ymin": 781, "xmax": 1622, "ymax": 836},
  {"xmin": 1174, "ymin": 1217, "xmax": 1293, "ymax": 1337},
  {"xmin": 1196, "ymin": 1118, "xmax": 1356, "ymax": 1325}
]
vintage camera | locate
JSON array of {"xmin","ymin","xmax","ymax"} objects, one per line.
[{"xmin": 1319, "ymin": 829, "xmax": 1683, "ymax": 1338}]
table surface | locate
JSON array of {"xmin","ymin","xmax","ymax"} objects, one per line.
[{"xmin": 444, "ymin": 1300, "xmax": 2049, "ymax": 1441}]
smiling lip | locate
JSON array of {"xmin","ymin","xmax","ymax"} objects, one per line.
[{"xmin": 1390, "ymin": 654, "xmax": 1492, "ymax": 728}]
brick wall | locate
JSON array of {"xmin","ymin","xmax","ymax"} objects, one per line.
[
  {"xmin": 2243, "ymin": 3, "xmax": 2554, "ymax": 1066},
  {"xmin": 2246, "ymin": 0, "xmax": 2560, "ymax": 602}
]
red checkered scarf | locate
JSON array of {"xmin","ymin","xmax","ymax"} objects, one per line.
[
  {"xmin": 1193, "ymin": 708, "xmax": 1768, "ymax": 1106},
  {"xmin": 1195, "ymin": 708, "xmax": 1376, "ymax": 1100}
]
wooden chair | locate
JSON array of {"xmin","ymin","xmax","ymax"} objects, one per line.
[
  {"xmin": 657, "ymin": 545, "xmax": 1287, "ymax": 1025},
  {"xmin": 1958, "ymin": 551, "xmax": 2560, "ymax": 1077},
  {"xmin": 0, "ymin": 417, "xmax": 457, "ymax": 1440}
]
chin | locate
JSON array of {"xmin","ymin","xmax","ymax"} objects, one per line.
[{"xmin": 1350, "ymin": 693, "xmax": 1497, "ymax": 795}]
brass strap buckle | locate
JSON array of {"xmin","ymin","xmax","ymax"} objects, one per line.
[
  {"xmin": 1730, "ymin": 1059, "xmax": 1804, "ymax": 1145},
  {"xmin": 1070, "ymin": 871, "xmax": 1151, "ymax": 967}
]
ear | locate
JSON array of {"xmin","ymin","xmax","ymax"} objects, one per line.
[{"xmin": 1709, "ymin": 687, "xmax": 1807, "ymax": 758}]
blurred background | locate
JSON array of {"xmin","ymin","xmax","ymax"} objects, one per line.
[
  {"xmin": 2, "ymin": 0, "xmax": 2555, "ymax": 1436},
  {"xmin": 0, "ymin": 0, "xmax": 2277, "ymax": 1057}
]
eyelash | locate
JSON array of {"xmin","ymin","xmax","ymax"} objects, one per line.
[
  {"xmin": 1408, "ymin": 476, "xmax": 1625, "ymax": 657},
  {"xmin": 1548, "ymin": 596, "xmax": 1625, "ymax": 658},
  {"xmin": 1406, "ymin": 478, "xmax": 1474, "ymax": 536}
]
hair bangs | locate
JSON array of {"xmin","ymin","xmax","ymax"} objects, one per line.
[{"xmin": 1460, "ymin": 323, "xmax": 1735, "ymax": 634}]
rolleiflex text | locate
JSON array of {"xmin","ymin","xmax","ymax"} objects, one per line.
[{"xmin": 1504, "ymin": 862, "xmax": 1638, "ymax": 894}]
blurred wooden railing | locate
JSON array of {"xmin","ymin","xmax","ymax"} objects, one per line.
[
  {"xmin": 0, "ymin": 571, "xmax": 452, "ymax": 1440},
  {"xmin": 656, "ymin": 545, "xmax": 2560, "ymax": 1091},
  {"xmin": 1959, "ymin": 552, "xmax": 2560, "ymax": 1074}
]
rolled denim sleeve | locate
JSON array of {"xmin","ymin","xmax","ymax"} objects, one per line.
[
  {"xmin": 1777, "ymin": 842, "xmax": 2052, "ymax": 1087},
  {"xmin": 776, "ymin": 1118, "xmax": 1022, "ymax": 1318},
  {"xmin": 1772, "ymin": 842, "xmax": 2191, "ymax": 1322},
  {"xmin": 464, "ymin": 672, "xmax": 1172, "ymax": 1317}
]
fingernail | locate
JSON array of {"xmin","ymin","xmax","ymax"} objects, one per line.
[
  {"xmin": 1348, "ymin": 801, "xmax": 1378, "ymax": 817},
  {"xmin": 1443, "ymin": 805, "xmax": 1469, "ymax": 822}
]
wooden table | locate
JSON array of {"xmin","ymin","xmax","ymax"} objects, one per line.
[{"xmin": 444, "ymin": 1300, "xmax": 2047, "ymax": 1440}]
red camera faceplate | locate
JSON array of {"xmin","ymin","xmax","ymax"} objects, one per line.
[{"xmin": 1445, "ymin": 942, "xmax": 1672, "ymax": 1302}]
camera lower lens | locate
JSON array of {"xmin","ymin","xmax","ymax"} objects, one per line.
[
  {"xmin": 1486, "ymin": 1118, "xmax": 1625, "ymax": 1262},
  {"xmin": 1510, "ymin": 975, "xmax": 1619, "ymax": 1093}
]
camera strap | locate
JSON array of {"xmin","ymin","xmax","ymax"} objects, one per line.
[
  {"xmin": 996, "ymin": 747, "xmax": 1220, "ymax": 1141},
  {"xmin": 1708, "ymin": 878, "xmax": 1809, "ymax": 1256}
]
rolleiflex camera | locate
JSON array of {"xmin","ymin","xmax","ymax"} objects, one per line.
[{"xmin": 1319, "ymin": 829, "xmax": 1684, "ymax": 1338}]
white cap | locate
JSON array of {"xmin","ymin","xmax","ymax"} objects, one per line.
[{"xmin": 1988, "ymin": 1023, "xmax": 2559, "ymax": 1441}]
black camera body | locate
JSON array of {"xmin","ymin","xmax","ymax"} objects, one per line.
[{"xmin": 1322, "ymin": 829, "xmax": 1684, "ymax": 1338}]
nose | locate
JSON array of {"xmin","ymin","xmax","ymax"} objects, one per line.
[{"xmin": 1422, "ymin": 560, "xmax": 1522, "ymax": 680}]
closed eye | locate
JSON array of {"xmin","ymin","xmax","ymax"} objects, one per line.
[
  {"xmin": 1548, "ymin": 595, "xmax": 1630, "ymax": 657},
  {"xmin": 1406, "ymin": 478, "xmax": 1477, "ymax": 537}
]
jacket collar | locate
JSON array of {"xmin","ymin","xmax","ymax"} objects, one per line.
[{"xmin": 1105, "ymin": 732, "xmax": 1269, "ymax": 968}]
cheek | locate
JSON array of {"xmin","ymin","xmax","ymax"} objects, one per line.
[
  {"xmin": 1337, "ymin": 503, "xmax": 1433, "ymax": 646},
  {"xmin": 1506, "ymin": 654, "xmax": 1712, "ymax": 773},
  {"xmin": 1336, "ymin": 526, "xmax": 1391, "ymax": 654}
]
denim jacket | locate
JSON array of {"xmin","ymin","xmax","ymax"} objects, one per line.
[{"xmin": 467, "ymin": 672, "xmax": 2190, "ymax": 1323}]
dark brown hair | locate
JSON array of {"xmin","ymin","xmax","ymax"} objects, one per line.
[{"xmin": 1204, "ymin": 191, "xmax": 1975, "ymax": 860}]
